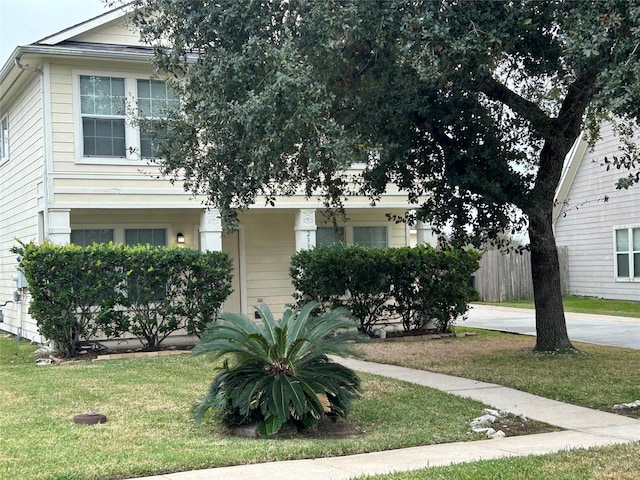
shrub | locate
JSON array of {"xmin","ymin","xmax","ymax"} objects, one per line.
[
  {"xmin": 290, "ymin": 245, "xmax": 480, "ymax": 334},
  {"xmin": 121, "ymin": 245, "xmax": 234, "ymax": 349},
  {"xmin": 13, "ymin": 242, "xmax": 233, "ymax": 356},
  {"xmin": 391, "ymin": 246, "xmax": 481, "ymax": 332},
  {"xmin": 13, "ymin": 242, "xmax": 128, "ymax": 357},
  {"xmin": 290, "ymin": 245, "xmax": 395, "ymax": 333},
  {"xmin": 192, "ymin": 302, "xmax": 368, "ymax": 436}
]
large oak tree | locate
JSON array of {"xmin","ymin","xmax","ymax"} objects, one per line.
[{"xmin": 125, "ymin": 0, "xmax": 640, "ymax": 351}]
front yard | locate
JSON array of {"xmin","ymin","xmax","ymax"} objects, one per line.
[{"xmin": 1, "ymin": 324, "xmax": 639, "ymax": 479}]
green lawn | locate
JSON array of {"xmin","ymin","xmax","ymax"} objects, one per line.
[
  {"xmin": 2, "ymin": 315, "xmax": 640, "ymax": 480},
  {"xmin": 0, "ymin": 336, "xmax": 506, "ymax": 480}
]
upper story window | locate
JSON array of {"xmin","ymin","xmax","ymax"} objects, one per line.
[
  {"xmin": 137, "ymin": 79, "xmax": 178, "ymax": 158},
  {"xmin": 80, "ymin": 76, "xmax": 127, "ymax": 158},
  {"xmin": 0, "ymin": 115, "xmax": 8, "ymax": 164},
  {"xmin": 77, "ymin": 73, "xmax": 176, "ymax": 162},
  {"xmin": 615, "ymin": 227, "xmax": 640, "ymax": 281}
]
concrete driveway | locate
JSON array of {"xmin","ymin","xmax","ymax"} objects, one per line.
[{"xmin": 463, "ymin": 304, "xmax": 640, "ymax": 350}]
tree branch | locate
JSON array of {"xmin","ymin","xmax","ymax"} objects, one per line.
[{"xmin": 478, "ymin": 74, "xmax": 553, "ymax": 137}]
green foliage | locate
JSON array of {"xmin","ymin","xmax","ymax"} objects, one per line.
[
  {"xmin": 290, "ymin": 245, "xmax": 396, "ymax": 333},
  {"xmin": 125, "ymin": 0, "xmax": 640, "ymax": 351},
  {"xmin": 121, "ymin": 245, "xmax": 234, "ymax": 349},
  {"xmin": 192, "ymin": 302, "xmax": 368, "ymax": 436},
  {"xmin": 12, "ymin": 242, "xmax": 128, "ymax": 358},
  {"xmin": 390, "ymin": 246, "xmax": 481, "ymax": 332},
  {"xmin": 290, "ymin": 245, "xmax": 480, "ymax": 334},
  {"xmin": 12, "ymin": 242, "xmax": 233, "ymax": 356}
]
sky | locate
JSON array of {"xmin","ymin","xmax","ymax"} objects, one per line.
[{"xmin": 0, "ymin": 0, "xmax": 111, "ymax": 67}]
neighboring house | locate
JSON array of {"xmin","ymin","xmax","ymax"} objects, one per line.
[
  {"xmin": 554, "ymin": 122, "xmax": 640, "ymax": 301},
  {"xmin": 0, "ymin": 6, "xmax": 434, "ymax": 343}
]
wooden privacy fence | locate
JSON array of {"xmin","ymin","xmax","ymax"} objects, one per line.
[{"xmin": 472, "ymin": 247, "xmax": 568, "ymax": 302}]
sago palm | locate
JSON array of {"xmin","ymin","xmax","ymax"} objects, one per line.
[{"xmin": 192, "ymin": 301, "xmax": 368, "ymax": 435}]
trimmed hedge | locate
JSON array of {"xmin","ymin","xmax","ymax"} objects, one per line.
[
  {"xmin": 290, "ymin": 245, "xmax": 480, "ymax": 334},
  {"xmin": 12, "ymin": 242, "xmax": 233, "ymax": 357}
]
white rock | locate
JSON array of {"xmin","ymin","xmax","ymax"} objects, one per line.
[
  {"xmin": 483, "ymin": 409, "xmax": 502, "ymax": 418},
  {"xmin": 470, "ymin": 414, "xmax": 497, "ymax": 428},
  {"xmin": 488, "ymin": 429, "xmax": 506, "ymax": 439},
  {"xmin": 471, "ymin": 427, "xmax": 491, "ymax": 433}
]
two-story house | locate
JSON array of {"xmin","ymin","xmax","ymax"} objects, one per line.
[{"xmin": 0, "ymin": 6, "xmax": 434, "ymax": 343}]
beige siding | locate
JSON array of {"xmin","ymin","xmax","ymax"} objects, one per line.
[
  {"xmin": 240, "ymin": 211, "xmax": 297, "ymax": 318},
  {"xmin": 555, "ymin": 122, "xmax": 640, "ymax": 301},
  {"xmin": 0, "ymin": 75, "xmax": 44, "ymax": 341},
  {"xmin": 70, "ymin": 18, "xmax": 142, "ymax": 46}
]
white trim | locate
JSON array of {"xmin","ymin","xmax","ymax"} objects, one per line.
[
  {"xmin": 72, "ymin": 68, "xmax": 173, "ymax": 164},
  {"xmin": 553, "ymin": 134, "xmax": 589, "ymax": 225},
  {"xmin": 47, "ymin": 202, "xmax": 204, "ymax": 210},
  {"xmin": 238, "ymin": 226, "xmax": 248, "ymax": 315},
  {"xmin": 613, "ymin": 225, "xmax": 640, "ymax": 282}
]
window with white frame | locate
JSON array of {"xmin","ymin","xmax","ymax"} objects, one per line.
[
  {"xmin": 137, "ymin": 79, "xmax": 178, "ymax": 158},
  {"xmin": 316, "ymin": 226, "xmax": 345, "ymax": 246},
  {"xmin": 1, "ymin": 115, "xmax": 8, "ymax": 163},
  {"xmin": 353, "ymin": 226, "xmax": 388, "ymax": 248},
  {"xmin": 615, "ymin": 227, "xmax": 640, "ymax": 280},
  {"xmin": 70, "ymin": 229, "xmax": 114, "ymax": 247},
  {"xmin": 124, "ymin": 228, "xmax": 167, "ymax": 247},
  {"xmin": 70, "ymin": 227, "xmax": 168, "ymax": 247},
  {"xmin": 80, "ymin": 75, "xmax": 127, "ymax": 157},
  {"xmin": 78, "ymin": 74, "xmax": 176, "ymax": 160},
  {"xmin": 316, "ymin": 225, "xmax": 389, "ymax": 248}
]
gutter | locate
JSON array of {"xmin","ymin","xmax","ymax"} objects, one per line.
[{"xmin": 1, "ymin": 45, "xmax": 156, "ymax": 87}]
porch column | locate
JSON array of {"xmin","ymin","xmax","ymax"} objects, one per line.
[
  {"xmin": 294, "ymin": 209, "xmax": 317, "ymax": 251},
  {"xmin": 416, "ymin": 221, "xmax": 437, "ymax": 247},
  {"xmin": 47, "ymin": 209, "xmax": 71, "ymax": 245},
  {"xmin": 199, "ymin": 209, "xmax": 223, "ymax": 251}
]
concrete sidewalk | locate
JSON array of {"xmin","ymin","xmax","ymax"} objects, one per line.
[{"xmin": 130, "ymin": 358, "xmax": 640, "ymax": 480}]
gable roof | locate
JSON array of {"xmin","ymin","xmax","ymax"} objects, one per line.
[
  {"xmin": 0, "ymin": 3, "xmax": 144, "ymax": 101},
  {"xmin": 553, "ymin": 134, "xmax": 589, "ymax": 225},
  {"xmin": 0, "ymin": 3, "xmax": 148, "ymax": 103},
  {"xmin": 34, "ymin": 3, "xmax": 134, "ymax": 46}
]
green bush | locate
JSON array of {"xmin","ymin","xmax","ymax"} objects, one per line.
[
  {"xmin": 121, "ymin": 245, "xmax": 234, "ymax": 350},
  {"xmin": 290, "ymin": 245, "xmax": 480, "ymax": 334},
  {"xmin": 391, "ymin": 246, "xmax": 481, "ymax": 332},
  {"xmin": 290, "ymin": 245, "xmax": 395, "ymax": 333},
  {"xmin": 193, "ymin": 302, "xmax": 368, "ymax": 436},
  {"xmin": 13, "ymin": 242, "xmax": 233, "ymax": 356}
]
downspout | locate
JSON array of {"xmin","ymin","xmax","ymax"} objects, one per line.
[{"xmin": 14, "ymin": 57, "xmax": 50, "ymax": 240}]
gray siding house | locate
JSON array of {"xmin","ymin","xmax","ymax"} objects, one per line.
[{"xmin": 554, "ymin": 122, "xmax": 640, "ymax": 301}]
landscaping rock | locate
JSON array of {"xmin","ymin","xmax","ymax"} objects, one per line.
[
  {"xmin": 613, "ymin": 400, "xmax": 640, "ymax": 411},
  {"xmin": 487, "ymin": 429, "xmax": 506, "ymax": 439},
  {"xmin": 470, "ymin": 414, "xmax": 497, "ymax": 428}
]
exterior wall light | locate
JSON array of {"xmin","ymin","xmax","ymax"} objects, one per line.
[{"xmin": 176, "ymin": 232, "xmax": 185, "ymax": 244}]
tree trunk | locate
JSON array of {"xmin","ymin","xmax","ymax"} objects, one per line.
[{"xmin": 528, "ymin": 208, "xmax": 575, "ymax": 352}]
